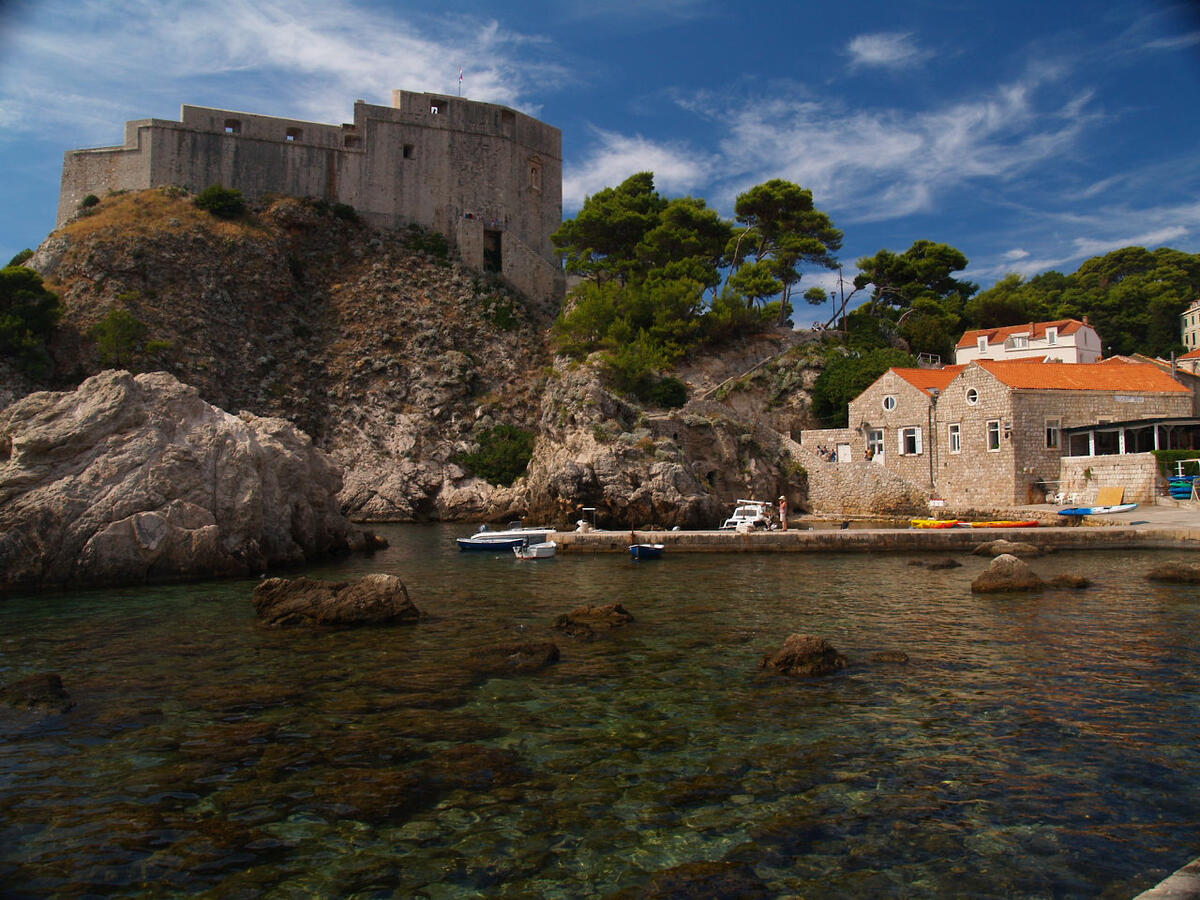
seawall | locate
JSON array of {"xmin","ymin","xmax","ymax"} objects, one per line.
[{"xmin": 551, "ymin": 525, "xmax": 1200, "ymax": 553}]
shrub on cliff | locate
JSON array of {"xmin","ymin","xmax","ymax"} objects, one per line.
[
  {"xmin": 456, "ymin": 425, "xmax": 535, "ymax": 486},
  {"xmin": 194, "ymin": 184, "xmax": 247, "ymax": 219},
  {"xmin": 89, "ymin": 308, "xmax": 148, "ymax": 368},
  {"xmin": 0, "ymin": 265, "xmax": 61, "ymax": 377}
]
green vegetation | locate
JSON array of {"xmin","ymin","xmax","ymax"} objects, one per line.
[
  {"xmin": 80, "ymin": 194, "xmax": 100, "ymax": 210},
  {"xmin": 0, "ymin": 265, "xmax": 61, "ymax": 377},
  {"xmin": 194, "ymin": 184, "xmax": 247, "ymax": 219},
  {"xmin": 89, "ymin": 308, "xmax": 147, "ymax": 367},
  {"xmin": 1153, "ymin": 450, "xmax": 1200, "ymax": 477},
  {"xmin": 964, "ymin": 247, "xmax": 1200, "ymax": 358},
  {"xmin": 455, "ymin": 424, "xmax": 535, "ymax": 486},
  {"xmin": 551, "ymin": 172, "xmax": 836, "ymax": 400},
  {"xmin": 7, "ymin": 249, "xmax": 33, "ymax": 267},
  {"xmin": 403, "ymin": 224, "xmax": 450, "ymax": 261},
  {"xmin": 810, "ymin": 347, "xmax": 918, "ymax": 427}
]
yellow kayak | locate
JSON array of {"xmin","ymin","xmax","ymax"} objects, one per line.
[{"xmin": 910, "ymin": 518, "xmax": 960, "ymax": 529}]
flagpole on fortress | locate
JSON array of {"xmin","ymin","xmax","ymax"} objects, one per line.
[{"xmin": 458, "ymin": 67, "xmax": 463, "ymax": 97}]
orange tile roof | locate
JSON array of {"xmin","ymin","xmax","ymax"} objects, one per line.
[
  {"xmin": 956, "ymin": 318, "xmax": 1086, "ymax": 349},
  {"xmin": 891, "ymin": 366, "xmax": 964, "ymax": 394},
  {"xmin": 1180, "ymin": 349, "xmax": 1200, "ymax": 361},
  {"xmin": 975, "ymin": 359, "xmax": 1189, "ymax": 392}
]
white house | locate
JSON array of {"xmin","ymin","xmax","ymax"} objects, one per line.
[{"xmin": 955, "ymin": 318, "xmax": 1101, "ymax": 365}]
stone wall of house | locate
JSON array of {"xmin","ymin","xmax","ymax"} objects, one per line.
[
  {"xmin": 1059, "ymin": 453, "xmax": 1162, "ymax": 504},
  {"xmin": 847, "ymin": 370, "xmax": 938, "ymax": 488},
  {"xmin": 931, "ymin": 365, "xmax": 1017, "ymax": 504},
  {"xmin": 796, "ymin": 446, "xmax": 929, "ymax": 515}
]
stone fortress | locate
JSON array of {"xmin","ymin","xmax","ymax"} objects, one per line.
[{"xmin": 57, "ymin": 90, "xmax": 564, "ymax": 304}]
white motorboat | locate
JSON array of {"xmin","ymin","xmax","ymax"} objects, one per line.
[
  {"xmin": 456, "ymin": 522, "xmax": 553, "ymax": 551},
  {"xmin": 720, "ymin": 499, "xmax": 772, "ymax": 531},
  {"xmin": 514, "ymin": 541, "xmax": 557, "ymax": 560}
]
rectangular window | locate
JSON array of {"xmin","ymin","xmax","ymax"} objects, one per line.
[
  {"xmin": 986, "ymin": 419, "xmax": 1001, "ymax": 451},
  {"xmin": 948, "ymin": 423, "xmax": 961, "ymax": 454},
  {"xmin": 867, "ymin": 429, "xmax": 884, "ymax": 459},
  {"xmin": 223, "ymin": 119, "xmax": 241, "ymax": 134},
  {"xmin": 1045, "ymin": 418, "xmax": 1061, "ymax": 450},
  {"xmin": 286, "ymin": 128, "xmax": 302, "ymax": 142},
  {"xmin": 899, "ymin": 426, "xmax": 922, "ymax": 456},
  {"xmin": 403, "ymin": 144, "xmax": 414, "ymax": 159},
  {"xmin": 1012, "ymin": 335, "xmax": 1028, "ymax": 349},
  {"xmin": 1046, "ymin": 327, "xmax": 1057, "ymax": 345},
  {"xmin": 977, "ymin": 336, "xmax": 988, "ymax": 353}
]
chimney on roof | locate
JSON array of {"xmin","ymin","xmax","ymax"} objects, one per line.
[{"xmin": 1082, "ymin": 315, "xmax": 1089, "ymax": 325}]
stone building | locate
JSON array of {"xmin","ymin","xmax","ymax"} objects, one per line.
[
  {"xmin": 1181, "ymin": 299, "xmax": 1200, "ymax": 351},
  {"xmin": 955, "ymin": 318, "xmax": 1101, "ymax": 364},
  {"xmin": 804, "ymin": 359, "xmax": 1192, "ymax": 509},
  {"xmin": 57, "ymin": 91, "xmax": 564, "ymax": 304}
]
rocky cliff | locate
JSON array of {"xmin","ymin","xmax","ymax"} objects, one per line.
[
  {"xmin": 0, "ymin": 370, "xmax": 375, "ymax": 591},
  {"xmin": 9, "ymin": 188, "xmax": 844, "ymax": 529}
]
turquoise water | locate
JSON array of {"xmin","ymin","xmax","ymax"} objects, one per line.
[{"xmin": 2, "ymin": 525, "xmax": 1199, "ymax": 898}]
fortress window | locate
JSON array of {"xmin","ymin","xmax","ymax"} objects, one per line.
[
  {"xmin": 529, "ymin": 158, "xmax": 542, "ymax": 192},
  {"xmin": 429, "ymin": 104, "xmax": 440, "ymax": 115},
  {"xmin": 224, "ymin": 119, "xmax": 241, "ymax": 134},
  {"xmin": 286, "ymin": 128, "xmax": 302, "ymax": 142},
  {"xmin": 403, "ymin": 144, "xmax": 414, "ymax": 159},
  {"xmin": 344, "ymin": 135, "xmax": 362, "ymax": 148},
  {"xmin": 483, "ymin": 230, "xmax": 502, "ymax": 273}
]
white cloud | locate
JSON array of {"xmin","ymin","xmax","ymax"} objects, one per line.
[
  {"xmin": 0, "ymin": 0, "xmax": 563, "ymax": 144},
  {"xmin": 705, "ymin": 68, "xmax": 1097, "ymax": 222},
  {"xmin": 1004, "ymin": 249, "xmax": 1031, "ymax": 260},
  {"xmin": 1071, "ymin": 226, "xmax": 1191, "ymax": 259},
  {"xmin": 845, "ymin": 32, "xmax": 929, "ymax": 70},
  {"xmin": 562, "ymin": 127, "xmax": 714, "ymax": 211},
  {"xmin": 1142, "ymin": 31, "xmax": 1200, "ymax": 51}
]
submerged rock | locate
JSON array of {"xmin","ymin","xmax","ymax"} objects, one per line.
[
  {"xmin": 872, "ymin": 650, "xmax": 910, "ymax": 663},
  {"xmin": 252, "ymin": 574, "xmax": 421, "ymax": 627},
  {"xmin": 0, "ymin": 370, "xmax": 377, "ymax": 590},
  {"xmin": 760, "ymin": 634, "xmax": 848, "ymax": 678},
  {"xmin": 1049, "ymin": 573, "xmax": 1091, "ymax": 589},
  {"xmin": 972, "ymin": 540, "xmax": 1043, "ymax": 558},
  {"xmin": 609, "ymin": 860, "xmax": 773, "ymax": 899},
  {"xmin": 971, "ymin": 553, "xmax": 1043, "ymax": 593},
  {"xmin": 553, "ymin": 602, "xmax": 635, "ymax": 640},
  {"xmin": 467, "ymin": 642, "xmax": 560, "ymax": 675},
  {"xmin": 1146, "ymin": 563, "xmax": 1200, "ymax": 584},
  {"xmin": 0, "ymin": 672, "xmax": 74, "ymax": 713}
]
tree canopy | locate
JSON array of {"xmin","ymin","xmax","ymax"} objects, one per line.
[
  {"xmin": 727, "ymin": 179, "xmax": 842, "ymax": 323},
  {"xmin": 0, "ymin": 264, "xmax": 61, "ymax": 377},
  {"xmin": 964, "ymin": 247, "xmax": 1200, "ymax": 357}
]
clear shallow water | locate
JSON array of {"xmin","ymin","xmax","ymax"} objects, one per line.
[{"xmin": 2, "ymin": 525, "xmax": 1199, "ymax": 898}]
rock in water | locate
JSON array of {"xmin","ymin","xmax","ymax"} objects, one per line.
[
  {"xmin": 252, "ymin": 574, "xmax": 421, "ymax": 627},
  {"xmin": 0, "ymin": 370, "xmax": 370, "ymax": 590},
  {"xmin": 0, "ymin": 673, "xmax": 74, "ymax": 713},
  {"xmin": 971, "ymin": 553, "xmax": 1044, "ymax": 593},
  {"xmin": 760, "ymin": 634, "xmax": 848, "ymax": 677}
]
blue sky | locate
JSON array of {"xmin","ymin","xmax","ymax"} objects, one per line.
[{"xmin": 2, "ymin": 0, "xmax": 1199, "ymax": 313}]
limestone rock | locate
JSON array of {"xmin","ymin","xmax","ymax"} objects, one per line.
[
  {"xmin": 872, "ymin": 650, "xmax": 910, "ymax": 663},
  {"xmin": 760, "ymin": 634, "xmax": 848, "ymax": 677},
  {"xmin": 972, "ymin": 540, "xmax": 1043, "ymax": 558},
  {"xmin": 252, "ymin": 574, "xmax": 421, "ymax": 627},
  {"xmin": 0, "ymin": 370, "xmax": 370, "ymax": 590},
  {"xmin": 971, "ymin": 553, "xmax": 1044, "ymax": 593}
]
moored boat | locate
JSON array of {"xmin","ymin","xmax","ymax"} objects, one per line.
[
  {"xmin": 514, "ymin": 541, "xmax": 557, "ymax": 560},
  {"xmin": 720, "ymin": 500, "xmax": 772, "ymax": 530},
  {"xmin": 910, "ymin": 518, "xmax": 959, "ymax": 529},
  {"xmin": 457, "ymin": 522, "xmax": 553, "ymax": 551},
  {"xmin": 629, "ymin": 543, "xmax": 665, "ymax": 560}
]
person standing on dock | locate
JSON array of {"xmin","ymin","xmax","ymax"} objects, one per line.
[{"xmin": 778, "ymin": 496, "xmax": 788, "ymax": 531}]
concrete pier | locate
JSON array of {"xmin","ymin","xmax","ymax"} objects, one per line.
[{"xmin": 553, "ymin": 524, "xmax": 1200, "ymax": 554}]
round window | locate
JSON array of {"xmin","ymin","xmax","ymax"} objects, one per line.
[
  {"xmin": 882, "ymin": 395, "xmax": 897, "ymax": 411},
  {"xmin": 966, "ymin": 388, "xmax": 979, "ymax": 405}
]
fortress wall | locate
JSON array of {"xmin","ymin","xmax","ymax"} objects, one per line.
[
  {"xmin": 57, "ymin": 91, "xmax": 564, "ymax": 303},
  {"xmin": 57, "ymin": 121, "xmax": 157, "ymax": 224}
]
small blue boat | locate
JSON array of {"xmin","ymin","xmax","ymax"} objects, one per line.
[{"xmin": 629, "ymin": 543, "xmax": 664, "ymax": 560}]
